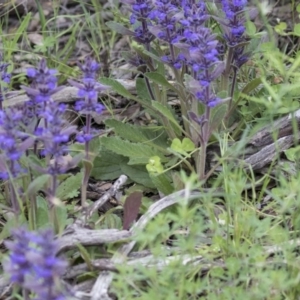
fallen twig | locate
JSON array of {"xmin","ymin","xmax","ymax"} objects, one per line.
[
  {"xmin": 3, "ymin": 79, "xmax": 138, "ymax": 107},
  {"xmin": 57, "ymin": 228, "xmax": 131, "ymax": 254}
]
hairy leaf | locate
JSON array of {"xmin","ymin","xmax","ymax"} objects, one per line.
[
  {"xmin": 105, "ymin": 119, "xmax": 150, "ymax": 143},
  {"xmin": 145, "ymin": 72, "xmax": 177, "ymax": 92},
  {"xmin": 136, "ymin": 77, "xmax": 153, "ymax": 102},
  {"xmin": 36, "ymin": 196, "xmax": 51, "ymax": 229},
  {"xmin": 99, "ymin": 77, "xmax": 136, "ymax": 100},
  {"xmin": 101, "ymin": 136, "xmax": 165, "ymax": 164},
  {"xmin": 56, "ymin": 172, "xmax": 83, "ymax": 201},
  {"xmin": 149, "ymin": 173, "xmax": 173, "ymax": 195},
  {"xmin": 92, "ymin": 150, "xmax": 128, "ymax": 180},
  {"xmin": 151, "ymin": 101, "xmax": 182, "ymax": 136},
  {"xmin": 210, "ymin": 104, "xmax": 227, "ymax": 133},
  {"xmin": 26, "ymin": 174, "xmax": 51, "ymax": 198},
  {"xmin": 240, "ymin": 78, "xmax": 262, "ymax": 97},
  {"xmin": 121, "ymin": 164, "xmax": 155, "ymax": 188},
  {"xmin": 105, "ymin": 21, "xmax": 134, "ymax": 36}
]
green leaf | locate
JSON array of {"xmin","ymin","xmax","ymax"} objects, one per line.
[
  {"xmin": 127, "ymin": 157, "xmax": 149, "ymax": 165},
  {"xmin": 0, "ymin": 214, "xmax": 27, "ymax": 240},
  {"xmin": 6, "ymin": 13, "xmax": 31, "ymax": 57},
  {"xmin": 240, "ymin": 78, "xmax": 262, "ymax": 96},
  {"xmin": 294, "ymin": 24, "xmax": 300, "ymax": 37},
  {"xmin": 82, "ymin": 159, "xmax": 93, "ymax": 177},
  {"xmin": 277, "ymin": 100, "xmax": 300, "ymax": 114},
  {"xmin": 76, "ymin": 243, "xmax": 93, "ymax": 269},
  {"xmin": 139, "ymin": 126, "xmax": 169, "ymax": 148},
  {"xmin": 245, "ymin": 20, "xmax": 256, "ymax": 36},
  {"xmin": 56, "ymin": 173, "xmax": 83, "ymax": 201},
  {"xmin": 99, "ymin": 77, "xmax": 136, "ymax": 100},
  {"xmin": 210, "ymin": 104, "xmax": 227, "ymax": 132},
  {"xmin": 88, "ymin": 137, "xmax": 101, "ymax": 161},
  {"xmin": 55, "ymin": 205, "xmax": 69, "ymax": 234},
  {"xmin": 105, "ymin": 119, "xmax": 168, "ymax": 153},
  {"xmin": 170, "ymin": 138, "xmax": 195, "ymax": 154},
  {"xmin": 146, "ymin": 156, "xmax": 164, "ymax": 174},
  {"xmin": 135, "ymin": 77, "xmax": 166, "ymax": 120},
  {"xmin": 138, "ymin": 48, "xmax": 164, "ymax": 64},
  {"xmin": 145, "ymin": 72, "xmax": 177, "ymax": 92},
  {"xmin": 149, "ymin": 173, "xmax": 173, "ymax": 195},
  {"xmin": 151, "ymin": 101, "xmax": 182, "ymax": 135},
  {"xmin": 105, "ymin": 21, "xmax": 134, "ymax": 36},
  {"xmin": 150, "ymin": 46, "xmax": 166, "ymax": 75},
  {"xmin": 136, "ymin": 77, "xmax": 153, "ymax": 103},
  {"xmin": 260, "ymin": 42, "xmax": 275, "ymax": 52},
  {"xmin": 92, "ymin": 151, "xmax": 128, "ymax": 180},
  {"xmin": 26, "ymin": 174, "xmax": 51, "ymax": 198},
  {"xmin": 170, "ymin": 138, "xmax": 182, "ymax": 153},
  {"xmin": 121, "ymin": 164, "xmax": 155, "ymax": 188},
  {"xmin": 36, "ymin": 196, "xmax": 51, "ymax": 229},
  {"xmin": 171, "ymin": 171, "xmax": 185, "ymax": 191},
  {"xmin": 101, "ymin": 136, "xmax": 165, "ymax": 164},
  {"xmin": 99, "ymin": 213, "xmax": 123, "ymax": 229},
  {"xmin": 274, "ymin": 22, "xmax": 287, "ymax": 35},
  {"xmin": 181, "ymin": 138, "xmax": 195, "ymax": 152},
  {"xmin": 105, "ymin": 119, "xmax": 149, "ymax": 143},
  {"xmin": 284, "ymin": 146, "xmax": 300, "ymax": 162}
]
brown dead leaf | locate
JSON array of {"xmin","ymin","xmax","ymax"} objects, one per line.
[{"xmin": 123, "ymin": 191, "xmax": 142, "ymax": 230}]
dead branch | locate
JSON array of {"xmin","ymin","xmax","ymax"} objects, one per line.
[
  {"xmin": 3, "ymin": 79, "xmax": 137, "ymax": 107},
  {"xmin": 57, "ymin": 228, "xmax": 131, "ymax": 254}
]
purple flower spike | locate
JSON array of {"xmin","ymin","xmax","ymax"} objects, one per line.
[
  {"xmin": 176, "ymin": 2, "xmax": 224, "ymax": 107},
  {"xmin": 0, "ymin": 107, "xmax": 33, "ymax": 179},
  {"xmin": 78, "ymin": 56, "xmax": 100, "ymax": 80},
  {"xmin": 4, "ymin": 227, "xmax": 70, "ymax": 300},
  {"xmin": 22, "ymin": 59, "xmax": 79, "ymax": 180},
  {"xmin": 22, "ymin": 59, "xmax": 63, "ymax": 119},
  {"xmin": 69, "ymin": 57, "xmax": 108, "ymax": 144},
  {"xmin": 0, "ymin": 53, "xmax": 11, "ymax": 105},
  {"xmin": 221, "ymin": 0, "xmax": 250, "ymax": 68},
  {"xmin": 26, "ymin": 58, "xmax": 57, "ymax": 89},
  {"xmin": 122, "ymin": 0, "xmax": 155, "ymax": 45},
  {"xmin": 35, "ymin": 101, "xmax": 77, "ymax": 174},
  {"xmin": 149, "ymin": 0, "xmax": 180, "ymax": 44}
]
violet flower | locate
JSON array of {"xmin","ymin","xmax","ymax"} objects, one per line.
[
  {"xmin": 26, "ymin": 58, "xmax": 57, "ymax": 90},
  {"xmin": 148, "ymin": 0, "xmax": 183, "ymax": 68},
  {"xmin": 0, "ymin": 108, "xmax": 32, "ymax": 179},
  {"xmin": 3, "ymin": 227, "xmax": 70, "ymax": 300},
  {"xmin": 23, "ymin": 60, "xmax": 78, "ymax": 206},
  {"xmin": 22, "ymin": 59, "xmax": 62, "ymax": 120},
  {"xmin": 22, "ymin": 59, "xmax": 77, "ymax": 167},
  {"xmin": 122, "ymin": 0, "xmax": 155, "ymax": 47},
  {"xmin": 221, "ymin": 0, "xmax": 250, "ymax": 69},
  {"xmin": 149, "ymin": 0, "xmax": 179, "ymax": 43},
  {"xmin": 222, "ymin": 0, "xmax": 247, "ymax": 45},
  {"xmin": 35, "ymin": 101, "xmax": 77, "ymax": 175},
  {"xmin": 0, "ymin": 53, "xmax": 11, "ymax": 109},
  {"xmin": 177, "ymin": 1, "xmax": 224, "ymax": 108},
  {"xmin": 69, "ymin": 57, "xmax": 108, "ymax": 148}
]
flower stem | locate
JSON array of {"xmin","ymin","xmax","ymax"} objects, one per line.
[
  {"xmin": 81, "ymin": 113, "xmax": 92, "ymax": 208},
  {"xmin": 199, "ymin": 105, "xmax": 211, "ymax": 181}
]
